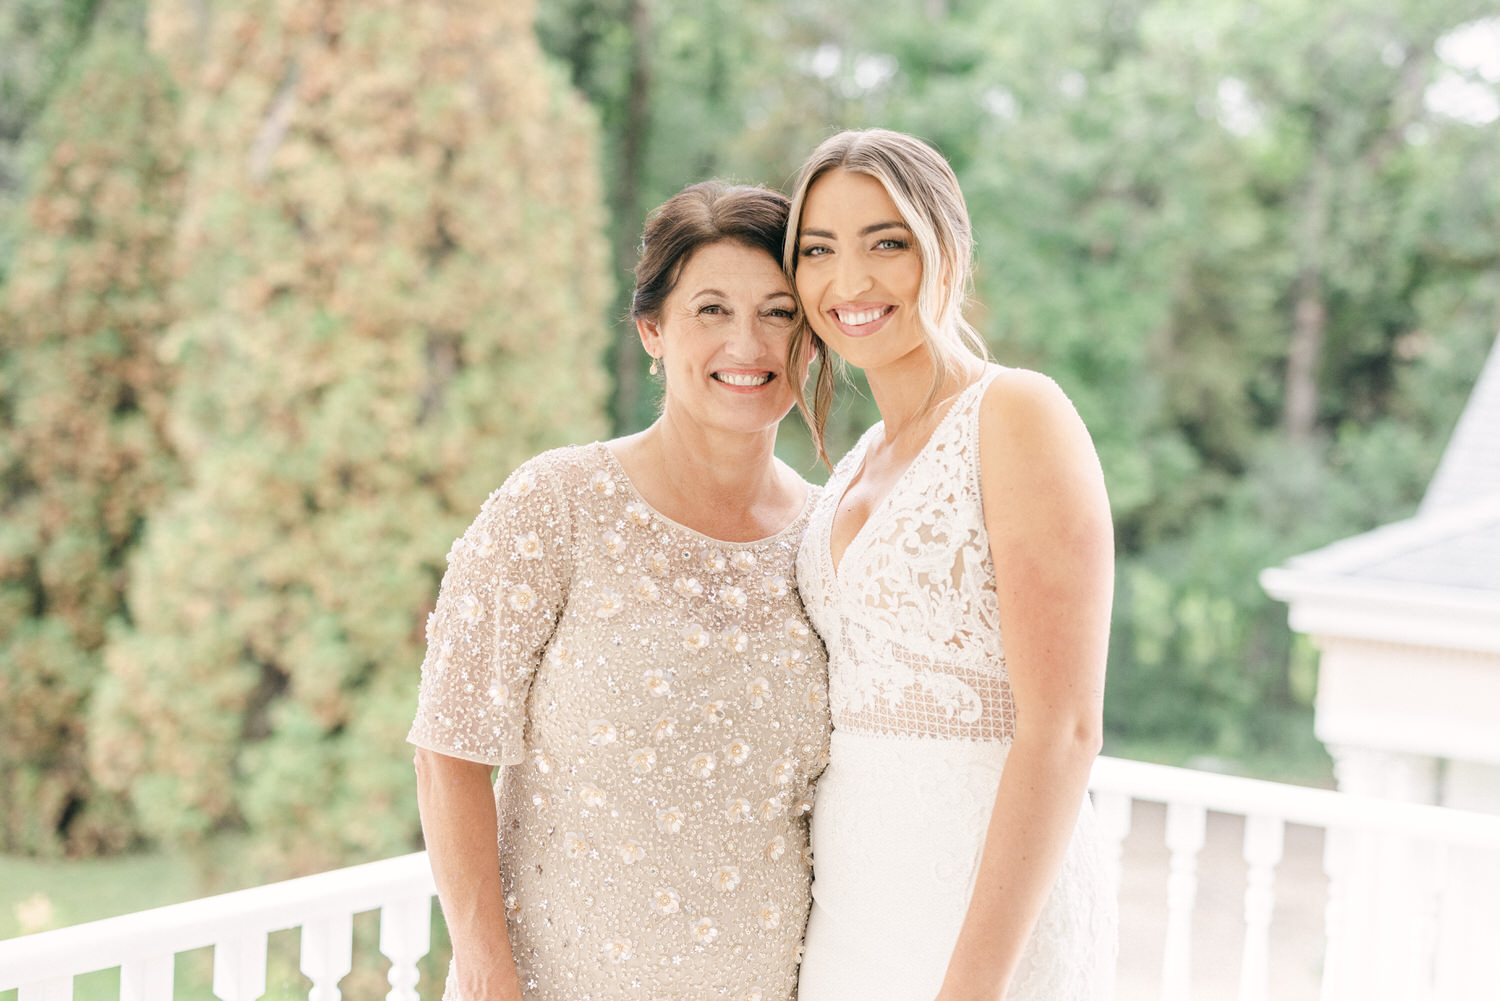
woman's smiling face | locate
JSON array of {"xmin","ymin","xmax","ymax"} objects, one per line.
[
  {"xmin": 640, "ymin": 239, "xmax": 802, "ymax": 436},
  {"xmin": 793, "ymin": 169, "xmax": 926, "ymax": 373}
]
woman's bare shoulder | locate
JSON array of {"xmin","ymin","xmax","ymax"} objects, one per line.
[{"xmin": 978, "ymin": 365, "xmax": 1088, "ymax": 448}]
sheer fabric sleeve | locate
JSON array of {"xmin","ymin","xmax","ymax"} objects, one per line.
[{"xmin": 407, "ymin": 455, "xmax": 574, "ymax": 766}]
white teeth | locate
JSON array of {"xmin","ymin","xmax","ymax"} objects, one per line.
[
  {"xmin": 835, "ymin": 307, "xmax": 885, "ymax": 326},
  {"xmin": 716, "ymin": 372, "xmax": 771, "ymax": 387}
]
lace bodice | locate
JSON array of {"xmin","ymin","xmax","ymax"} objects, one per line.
[
  {"xmin": 797, "ymin": 370, "xmax": 1014, "ymax": 741},
  {"xmin": 796, "ymin": 371, "xmax": 1117, "ymax": 999},
  {"xmin": 410, "ymin": 443, "xmax": 830, "ymax": 1000}
]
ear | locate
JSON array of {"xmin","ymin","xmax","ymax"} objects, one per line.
[{"xmin": 636, "ymin": 315, "xmax": 661, "ymax": 359}]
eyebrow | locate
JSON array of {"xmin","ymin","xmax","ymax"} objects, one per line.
[
  {"xmin": 799, "ymin": 221, "xmax": 911, "ymax": 239},
  {"xmin": 688, "ymin": 288, "xmax": 797, "ymax": 301}
]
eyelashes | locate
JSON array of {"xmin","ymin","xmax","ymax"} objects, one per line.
[
  {"xmin": 692, "ymin": 305, "xmax": 798, "ymax": 321},
  {"xmin": 797, "ymin": 239, "xmax": 909, "ymax": 258}
]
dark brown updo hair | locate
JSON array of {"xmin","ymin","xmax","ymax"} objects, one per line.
[{"xmin": 631, "ymin": 180, "xmax": 792, "ymax": 323}]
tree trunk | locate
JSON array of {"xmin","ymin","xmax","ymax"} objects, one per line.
[
  {"xmin": 1282, "ymin": 150, "xmax": 1330, "ymax": 442},
  {"xmin": 1283, "ymin": 267, "xmax": 1326, "ymax": 441},
  {"xmin": 611, "ymin": 0, "xmax": 652, "ymax": 433}
]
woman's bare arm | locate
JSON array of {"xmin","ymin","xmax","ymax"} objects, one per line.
[
  {"xmin": 415, "ymin": 747, "xmax": 526, "ymax": 1001},
  {"xmin": 935, "ymin": 369, "xmax": 1113, "ymax": 1001}
]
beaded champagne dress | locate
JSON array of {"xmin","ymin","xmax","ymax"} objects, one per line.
[
  {"xmin": 409, "ymin": 443, "xmax": 830, "ymax": 1001},
  {"xmin": 795, "ymin": 372, "xmax": 1116, "ymax": 1001}
]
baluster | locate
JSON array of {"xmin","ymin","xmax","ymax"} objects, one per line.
[
  {"xmin": 302, "ymin": 912, "xmax": 355, "ymax": 1001},
  {"xmin": 1430, "ymin": 842, "xmax": 1464, "ymax": 1000},
  {"xmin": 1402, "ymin": 841, "xmax": 1441, "ymax": 1001},
  {"xmin": 1434, "ymin": 845, "xmax": 1500, "ymax": 999},
  {"xmin": 379, "ymin": 895, "xmax": 433, "ymax": 1001},
  {"xmin": 213, "ymin": 933, "xmax": 268, "ymax": 1001},
  {"xmin": 1464, "ymin": 847, "xmax": 1500, "ymax": 997},
  {"xmin": 1093, "ymin": 790, "xmax": 1132, "ymax": 903},
  {"xmin": 18, "ymin": 979, "xmax": 72, "ymax": 1001},
  {"xmin": 1320, "ymin": 826, "xmax": 1351, "ymax": 1001},
  {"xmin": 1362, "ymin": 826, "xmax": 1432, "ymax": 1001},
  {"xmin": 1237, "ymin": 814, "xmax": 1285, "ymax": 1001},
  {"xmin": 1162, "ymin": 801, "xmax": 1207, "ymax": 1001},
  {"xmin": 121, "ymin": 955, "xmax": 175, "ymax": 1001}
]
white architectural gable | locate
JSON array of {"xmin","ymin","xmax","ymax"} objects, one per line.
[{"xmin": 1422, "ymin": 335, "xmax": 1500, "ymax": 515}]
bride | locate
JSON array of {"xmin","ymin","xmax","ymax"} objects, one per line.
[{"xmin": 785, "ymin": 129, "xmax": 1118, "ymax": 1000}]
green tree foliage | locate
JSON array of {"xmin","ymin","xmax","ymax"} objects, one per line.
[
  {"xmin": 2, "ymin": 0, "xmax": 1495, "ymax": 874},
  {"xmin": 910, "ymin": 0, "xmax": 1500, "ymax": 763},
  {"xmin": 546, "ymin": 0, "xmax": 1499, "ymax": 771},
  {"xmin": 823, "ymin": 0, "xmax": 1496, "ymax": 519},
  {"xmin": 0, "ymin": 0, "xmax": 123, "ymax": 280},
  {"xmin": 0, "ymin": 29, "xmax": 182, "ymax": 856},
  {"xmin": 90, "ymin": 0, "xmax": 612, "ymax": 875},
  {"xmin": 538, "ymin": 0, "xmax": 851, "ymax": 434}
]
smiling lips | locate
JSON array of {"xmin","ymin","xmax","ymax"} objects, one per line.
[
  {"xmin": 714, "ymin": 371, "xmax": 773, "ymax": 387},
  {"xmin": 829, "ymin": 303, "xmax": 895, "ymax": 336}
]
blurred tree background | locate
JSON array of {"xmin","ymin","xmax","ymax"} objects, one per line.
[
  {"xmin": 0, "ymin": 11, "xmax": 182, "ymax": 858},
  {"xmin": 0, "ymin": 0, "xmax": 1497, "ymax": 886}
]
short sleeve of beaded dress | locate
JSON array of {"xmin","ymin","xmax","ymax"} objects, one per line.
[
  {"xmin": 410, "ymin": 444, "xmax": 831, "ymax": 1001},
  {"xmin": 409, "ymin": 451, "xmax": 575, "ymax": 767}
]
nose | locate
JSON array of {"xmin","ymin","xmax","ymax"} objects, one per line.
[
  {"xmin": 723, "ymin": 310, "xmax": 764, "ymax": 360},
  {"xmin": 831, "ymin": 250, "xmax": 871, "ymax": 300}
]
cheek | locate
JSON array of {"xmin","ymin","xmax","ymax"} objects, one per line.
[
  {"xmin": 901, "ymin": 262, "xmax": 925, "ymax": 298},
  {"xmin": 795, "ymin": 279, "xmax": 835, "ymax": 335}
]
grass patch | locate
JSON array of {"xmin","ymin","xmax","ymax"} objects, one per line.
[
  {"xmin": 1, "ymin": 852, "xmax": 201, "ymax": 1001},
  {"xmin": 0, "ymin": 849, "xmax": 200, "ymax": 939}
]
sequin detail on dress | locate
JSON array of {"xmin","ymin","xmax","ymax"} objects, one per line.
[{"xmin": 410, "ymin": 443, "xmax": 831, "ymax": 1000}]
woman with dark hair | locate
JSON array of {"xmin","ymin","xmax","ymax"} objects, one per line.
[
  {"xmin": 410, "ymin": 180, "xmax": 829, "ymax": 1000},
  {"xmin": 786, "ymin": 130, "xmax": 1117, "ymax": 1000}
]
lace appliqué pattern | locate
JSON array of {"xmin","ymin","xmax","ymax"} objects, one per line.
[
  {"xmin": 795, "ymin": 372, "xmax": 1117, "ymax": 1001},
  {"xmin": 798, "ymin": 374, "xmax": 1015, "ymax": 741}
]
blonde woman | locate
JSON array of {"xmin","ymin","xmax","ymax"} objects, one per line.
[{"xmin": 785, "ymin": 130, "xmax": 1117, "ymax": 1001}]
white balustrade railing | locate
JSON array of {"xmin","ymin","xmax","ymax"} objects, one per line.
[
  {"xmin": 4, "ymin": 757, "xmax": 1500, "ymax": 1001},
  {"xmin": 0, "ymin": 851, "xmax": 436, "ymax": 1001},
  {"xmin": 1088, "ymin": 756, "xmax": 1500, "ymax": 1001}
]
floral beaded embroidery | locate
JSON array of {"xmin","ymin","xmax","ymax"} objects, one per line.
[{"xmin": 409, "ymin": 444, "xmax": 830, "ymax": 999}]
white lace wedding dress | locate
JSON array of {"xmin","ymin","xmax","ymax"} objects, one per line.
[{"xmin": 796, "ymin": 371, "xmax": 1116, "ymax": 1000}]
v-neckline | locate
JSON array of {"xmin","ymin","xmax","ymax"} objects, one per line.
[{"xmin": 827, "ymin": 373, "xmax": 991, "ymax": 580}]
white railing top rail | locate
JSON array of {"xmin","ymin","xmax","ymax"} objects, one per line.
[
  {"xmin": 0, "ymin": 850, "xmax": 435, "ymax": 988},
  {"xmin": 1090, "ymin": 755, "xmax": 1500, "ymax": 847}
]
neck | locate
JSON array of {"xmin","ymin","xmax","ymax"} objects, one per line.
[
  {"xmin": 651, "ymin": 408, "xmax": 781, "ymax": 503},
  {"xmin": 615, "ymin": 407, "xmax": 796, "ymax": 542},
  {"xmin": 865, "ymin": 344, "xmax": 984, "ymax": 443}
]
